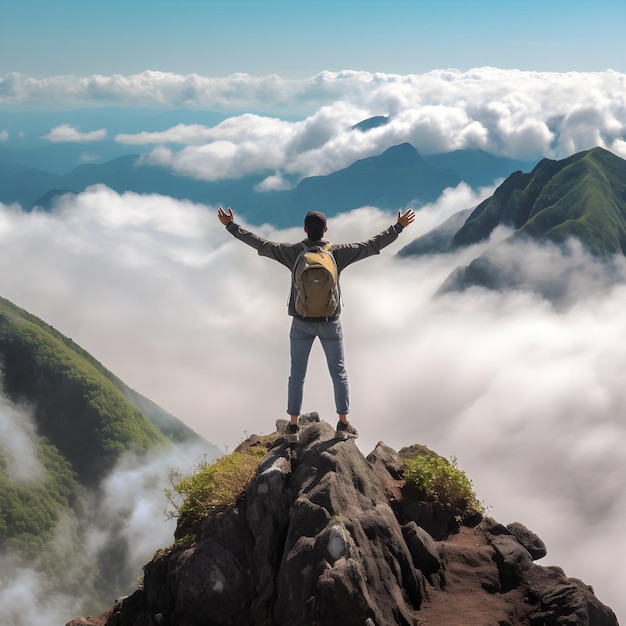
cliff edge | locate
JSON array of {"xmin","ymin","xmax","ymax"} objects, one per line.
[{"xmin": 68, "ymin": 419, "xmax": 618, "ymax": 626}]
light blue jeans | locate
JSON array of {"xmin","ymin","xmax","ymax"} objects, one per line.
[{"xmin": 287, "ymin": 317, "xmax": 349, "ymax": 416}]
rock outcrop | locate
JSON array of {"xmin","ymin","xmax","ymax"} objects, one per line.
[{"xmin": 68, "ymin": 420, "xmax": 618, "ymax": 626}]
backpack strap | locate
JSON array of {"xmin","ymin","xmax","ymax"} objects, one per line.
[{"xmin": 301, "ymin": 241, "xmax": 332, "ymax": 252}]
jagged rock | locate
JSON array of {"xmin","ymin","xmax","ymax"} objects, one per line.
[
  {"xmin": 366, "ymin": 440, "xmax": 404, "ymax": 480},
  {"xmin": 525, "ymin": 566, "xmax": 618, "ymax": 626},
  {"xmin": 402, "ymin": 520, "xmax": 443, "ymax": 579},
  {"xmin": 482, "ymin": 516, "xmax": 513, "ymax": 535},
  {"xmin": 65, "ymin": 599, "xmax": 120, "ymax": 626},
  {"xmin": 298, "ymin": 411, "xmax": 321, "ymax": 424},
  {"xmin": 68, "ymin": 419, "xmax": 618, "ymax": 626},
  {"xmin": 262, "ymin": 422, "xmax": 424, "ymax": 625},
  {"xmin": 507, "ymin": 521, "xmax": 548, "ymax": 560},
  {"xmin": 275, "ymin": 411, "xmax": 320, "ymax": 439},
  {"xmin": 489, "ymin": 533, "xmax": 534, "ymax": 587},
  {"xmin": 65, "ymin": 618, "xmax": 108, "ymax": 626}
]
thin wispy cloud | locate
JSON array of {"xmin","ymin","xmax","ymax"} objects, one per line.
[
  {"xmin": 42, "ymin": 124, "xmax": 107, "ymax": 143},
  {"xmin": 254, "ymin": 172, "xmax": 293, "ymax": 192},
  {"xmin": 0, "ymin": 397, "xmax": 43, "ymax": 482},
  {"xmin": 0, "ymin": 186, "xmax": 624, "ymax": 620}
]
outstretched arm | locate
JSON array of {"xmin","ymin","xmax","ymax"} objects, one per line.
[
  {"xmin": 397, "ymin": 208, "xmax": 416, "ymax": 230},
  {"xmin": 217, "ymin": 205, "xmax": 302, "ymax": 268},
  {"xmin": 217, "ymin": 206, "xmax": 234, "ymax": 225},
  {"xmin": 330, "ymin": 208, "xmax": 416, "ymax": 270}
]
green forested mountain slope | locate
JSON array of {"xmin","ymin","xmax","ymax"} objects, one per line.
[
  {"xmin": 0, "ymin": 432, "xmax": 79, "ymax": 557},
  {"xmin": 0, "ymin": 296, "xmax": 170, "ymax": 486},
  {"xmin": 450, "ymin": 147, "xmax": 626, "ymax": 256},
  {"xmin": 0, "ymin": 295, "xmax": 214, "ymax": 614}
]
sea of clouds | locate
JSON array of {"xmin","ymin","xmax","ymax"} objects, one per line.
[
  {"xmin": 2, "ymin": 68, "xmax": 626, "ymax": 187},
  {"xmin": 0, "ymin": 183, "xmax": 625, "ymax": 622},
  {"xmin": 0, "ymin": 67, "xmax": 625, "ymax": 622}
]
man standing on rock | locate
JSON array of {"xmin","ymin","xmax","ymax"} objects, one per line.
[{"xmin": 217, "ymin": 206, "xmax": 415, "ymax": 442}]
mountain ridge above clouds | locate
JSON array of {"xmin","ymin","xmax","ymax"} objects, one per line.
[
  {"xmin": 400, "ymin": 147, "xmax": 626, "ymax": 302},
  {"xmin": 0, "ymin": 141, "xmax": 534, "ymax": 226},
  {"xmin": 67, "ymin": 422, "xmax": 619, "ymax": 626},
  {"xmin": 450, "ymin": 147, "xmax": 626, "ymax": 255}
]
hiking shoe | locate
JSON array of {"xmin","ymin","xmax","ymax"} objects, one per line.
[
  {"xmin": 286, "ymin": 423, "xmax": 300, "ymax": 444},
  {"xmin": 335, "ymin": 421, "xmax": 358, "ymax": 440}
]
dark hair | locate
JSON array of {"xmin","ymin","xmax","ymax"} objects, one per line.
[{"xmin": 304, "ymin": 211, "xmax": 327, "ymax": 240}]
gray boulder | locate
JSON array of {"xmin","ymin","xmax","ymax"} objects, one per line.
[{"xmin": 507, "ymin": 520, "xmax": 548, "ymax": 560}]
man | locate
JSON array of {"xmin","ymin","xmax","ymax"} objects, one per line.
[{"xmin": 217, "ymin": 206, "xmax": 416, "ymax": 442}]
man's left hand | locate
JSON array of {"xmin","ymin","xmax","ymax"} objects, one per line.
[{"xmin": 397, "ymin": 208, "xmax": 416, "ymax": 229}]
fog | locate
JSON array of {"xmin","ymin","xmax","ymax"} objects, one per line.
[
  {"xmin": 0, "ymin": 417, "xmax": 207, "ymax": 626},
  {"xmin": 0, "ymin": 398, "xmax": 43, "ymax": 482},
  {"xmin": 0, "ymin": 186, "xmax": 625, "ymax": 622},
  {"xmin": 0, "ymin": 556, "xmax": 84, "ymax": 626}
]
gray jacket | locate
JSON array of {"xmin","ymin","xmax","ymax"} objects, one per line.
[{"xmin": 225, "ymin": 220, "xmax": 403, "ymax": 319}]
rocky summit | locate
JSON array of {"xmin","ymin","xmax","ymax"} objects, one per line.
[{"xmin": 68, "ymin": 419, "xmax": 618, "ymax": 626}]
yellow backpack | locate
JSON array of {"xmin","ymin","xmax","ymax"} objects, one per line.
[{"xmin": 292, "ymin": 243, "xmax": 340, "ymax": 318}]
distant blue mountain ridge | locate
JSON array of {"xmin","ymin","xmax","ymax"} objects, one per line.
[
  {"xmin": 0, "ymin": 137, "xmax": 535, "ymax": 227},
  {"xmin": 0, "ymin": 108, "xmax": 536, "ymax": 225}
]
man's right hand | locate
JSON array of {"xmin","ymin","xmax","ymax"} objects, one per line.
[{"xmin": 218, "ymin": 206, "xmax": 234, "ymax": 225}]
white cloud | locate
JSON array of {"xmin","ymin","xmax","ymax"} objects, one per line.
[
  {"xmin": 141, "ymin": 137, "xmax": 286, "ymax": 181},
  {"xmin": 79, "ymin": 151, "xmax": 103, "ymax": 163},
  {"xmin": 1, "ymin": 69, "xmax": 400, "ymax": 113},
  {"xmin": 130, "ymin": 112, "xmax": 303, "ymax": 181},
  {"xmin": 85, "ymin": 443, "xmax": 209, "ymax": 591},
  {"xmin": 116, "ymin": 122, "xmax": 215, "ymax": 146},
  {"xmin": 0, "ymin": 129, "xmax": 8, "ymax": 142},
  {"xmin": 8, "ymin": 68, "xmax": 591, "ymax": 181},
  {"xmin": 42, "ymin": 124, "xmax": 107, "ymax": 143},
  {"xmin": 118, "ymin": 113, "xmax": 293, "ymax": 146},
  {"xmin": 254, "ymin": 172, "xmax": 293, "ymax": 192},
  {"xmin": 404, "ymin": 181, "xmax": 493, "ymax": 235},
  {"xmin": 0, "ymin": 396, "xmax": 43, "ymax": 481},
  {"xmin": 136, "ymin": 103, "xmax": 376, "ymax": 181},
  {"xmin": 0, "ymin": 558, "xmax": 85, "ymax": 626},
  {"xmin": 2, "ymin": 69, "xmax": 625, "ymax": 168},
  {"xmin": 0, "ymin": 187, "xmax": 625, "ymax": 622}
]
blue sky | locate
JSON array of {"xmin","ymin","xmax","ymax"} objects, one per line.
[{"xmin": 2, "ymin": 0, "xmax": 625, "ymax": 78}]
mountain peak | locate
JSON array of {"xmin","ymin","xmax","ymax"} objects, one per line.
[
  {"xmin": 379, "ymin": 141, "xmax": 422, "ymax": 163},
  {"xmin": 450, "ymin": 147, "xmax": 626, "ymax": 255},
  {"xmin": 341, "ymin": 142, "xmax": 424, "ymax": 173},
  {"xmin": 350, "ymin": 115, "xmax": 390, "ymax": 132},
  {"xmin": 398, "ymin": 148, "xmax": 626, "ymax": 299},
  {"xmin": 70, "ymin": 419, "xmax": 618, "ymax": 626}
]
